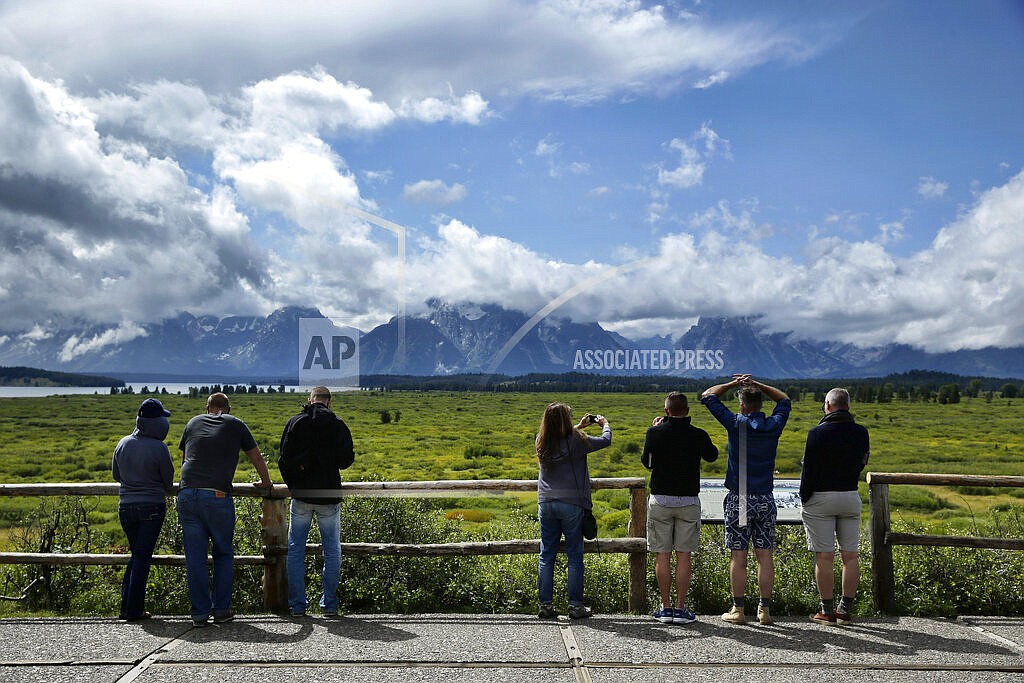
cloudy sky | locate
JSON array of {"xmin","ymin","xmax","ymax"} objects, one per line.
[{"xmin": 1, "ymin": 0, "xmax": 1023, "ymax": 356}]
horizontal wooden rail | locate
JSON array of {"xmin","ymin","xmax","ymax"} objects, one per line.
[
  {"xmin": 0, "ymin": 553, "xmax": 269, "ymax": 566},
  {"xmin": 885, "ymin": 532, "xmax": 1024, "ymax": 551},
  {"xmin": 867, "ymin": 471, "xmax": 1024, "ymax": 615},
  {"xmin": 0, "ymin": 477, "xmax": 647, "ymax": 498},
  {"xmin": 0, "ymin": 539, "xmax": 646, "ymax": 565},
  {"xmin": 867, "ymin": 472, "xmax": 1024, "ymax": 488},
  {"xmin": 341, "ymin": 538, "xmax": 643, "ymax": 556}
]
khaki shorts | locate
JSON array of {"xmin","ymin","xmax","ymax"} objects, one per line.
[
  {"xmin": 646, "ymin": 497, "xmax": 701, "ymax": 553},
  {"xmin": 801, "ymin": 490, "xmax": 863, "ymax": 552}
]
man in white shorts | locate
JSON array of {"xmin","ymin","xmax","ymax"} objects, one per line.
[
  {"xmin": 642, "ymin": 392, "xmax": 718, "ymax": 624},
  {"xmin": 800, "ymin": 387, "xmax": 870, "ymax": 625}
]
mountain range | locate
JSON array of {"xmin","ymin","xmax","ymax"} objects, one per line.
[{"xmin": 1, "ymin": 301, "xmax": 1021, "ymax": 380}]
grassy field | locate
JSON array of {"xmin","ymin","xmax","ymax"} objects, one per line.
[
  {"xmin": 0, "ymin": 390, "xmax": 1021, "ymax": 536},
  {"xmin": 0, "ymin": 390, "xmax": 1021, "ymax": 618}
]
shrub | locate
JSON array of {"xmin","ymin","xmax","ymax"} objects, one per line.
[
  {"xmin": 890, "ymin": 516, "xmax": 1024, "ymax": 616},
  {"xmin": 444, "ymin": 509, "xmax": 493, "ymax": 523},
  {"xmin": 889, "ymin": 485, "xmax": 957, "ymax": 512},
  {"xmin": 335, "ymin": 496, "xmax": 475, "ymax": 613},
  {"xmin": 1, "ymin": 497, "xmax": 113, "ymax": 611},
  {"xmin": 464, "ymin": 445, "xmax": 505, "ymax": 459},
  {"xmin": 598, "ymin": 509, "xmax": 630, "ymax": 535}
]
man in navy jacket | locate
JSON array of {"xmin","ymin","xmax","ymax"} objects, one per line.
[
  {"xmin": 801, "ymin": 387, "xmax": 869, "ymax": 625},
  {"xmin": 642, "ymin": 392, "xmax": 718, "ymax": 624}
]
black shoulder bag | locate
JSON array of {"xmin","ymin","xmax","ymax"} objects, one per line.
[{"xmin": 569, "ymin": 435, "xmax": 598, "ymax": 541}]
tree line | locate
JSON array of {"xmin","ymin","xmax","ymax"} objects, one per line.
[
  {"xmin": 359, "ymin": 370, "xmax": 1023, "ymax": 401},
  {"xmin": 109, "ymin": 384, "xmax": 290, "ymax": 397},
  {"xmin": 0, "ymin": 366, "xmax": 124, "ymax": 388},
  {"xmin": 101, "ymin": 370, "xmax": 1023, "ymax": 403}
]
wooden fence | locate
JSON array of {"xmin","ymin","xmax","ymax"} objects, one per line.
[
  {"xmin": 867, "ymin": 471, "xmax": 1024, "ymax": 615},
  {"xmin": 0, "ymin": 478, "xmax": 651, "ymax": 612}
]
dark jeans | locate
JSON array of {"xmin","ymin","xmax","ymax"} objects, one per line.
[{"xmin": 119, "ymin": 502, "xmax": 166, "ymax": 619}]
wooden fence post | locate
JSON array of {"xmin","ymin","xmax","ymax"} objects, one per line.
[
  {"xmin": 627, "ymin": 485, "xmax": 647, "ymax": 613},
  {"xmin": 868, "ymin": 478, "xmax": 896, "ymax": 615},
  {"xmin": 261, "ymin": 495, "xmax": 288, "ymax": 611}
]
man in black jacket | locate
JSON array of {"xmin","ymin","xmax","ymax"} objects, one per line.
[
  {"xmin": 642, "ymin": 392, "xmax": 718, "ymax": 624},
  {"xmin": 279, "ymin": 386, "xmax": 355, "ymax": 617},
  {"xmin": 800, "ymin": 387, "xmax": 869, "ymax": 625}
]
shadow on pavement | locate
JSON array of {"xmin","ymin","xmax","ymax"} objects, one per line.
[{"xmin": 576, "ymin": 616, "xmax": 1022, "ymax": 658}]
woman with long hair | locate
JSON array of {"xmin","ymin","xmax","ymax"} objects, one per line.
[{"xmin": 535, "ymin": 402, "xmax": 611, "ymax": 619}]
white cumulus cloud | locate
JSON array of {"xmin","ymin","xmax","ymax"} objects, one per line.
[
  {"xmin": 917, "ymin": 176, "xmax": 949, "ymax": 199},
  {"xmin": 59, "ymin": 323, "xmax": 149, "ymax": 362},
  {"xmin": 658, "ymin": 123, "xmax": 728, "ymax": 189},
  {"xmin": 403, "ymin": 179, "xmax": 469, "ymax": 206}
]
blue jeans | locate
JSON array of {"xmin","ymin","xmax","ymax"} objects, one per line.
[
  {"xmin": 118, "ymin": 502, "xmax": 166, "ymax": 619},
  {"xmin": 537, "ymin": 500, "xmax": 585, "ymax": 606},
  {"xmin": 177, "ymin": 488, "xmax": 236, "ymax": 621},
  {"xmin": 287, "ymin": 499, "xmax": 341, "ymax": 613}
]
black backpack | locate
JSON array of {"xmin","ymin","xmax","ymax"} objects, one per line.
[
  {"xmin": 279, "ymin": 407, "xmax": 353, "ymax": 488},
  {"xmin": 278, "ymin": 412, "xmax": 309, "ymax": 485}
]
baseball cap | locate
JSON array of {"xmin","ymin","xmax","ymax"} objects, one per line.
[{"xmin": 138, "ymin": 398, "xmax": 171, "ymax": 418}]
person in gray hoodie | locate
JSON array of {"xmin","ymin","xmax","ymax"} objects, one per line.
[
  {"xmin": 535, "ymin": 402, "xmax": 611, "ymax": 620},
  {"xmin": 112, "ymin": 398, "xmax": 175, "ymax": 621}
]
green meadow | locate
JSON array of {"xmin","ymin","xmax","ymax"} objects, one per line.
[
  {"xmin": 0, "ymin": 390, "xmax": 1022, "ymax": 533},
  {"xmin": 0, "ymin": 390, "xmax": 1021, "ymax": 618}
]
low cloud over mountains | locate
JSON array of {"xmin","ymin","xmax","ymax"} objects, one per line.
[{"xmin": 2, "ymin": 301, "xmax": 1021, "ymax": 380}]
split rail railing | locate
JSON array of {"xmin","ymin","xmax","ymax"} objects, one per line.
[
  {"xmin": 867, "ymin": 471, "xmax": 1024, "ymax": 614},
  {"xmin": 0, "ymin": 478, "xmax": 650, "ymax": 612}
]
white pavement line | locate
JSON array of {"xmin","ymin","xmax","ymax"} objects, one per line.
[
  {"xmin": 114, "ymin": 629, "xmax": 193, "ymax": 683},
  {"xmin": 583, "ymin": 662, "xmax": 1024, "ymax": 672},
  {"xmin": 558, "ymin": 619, "xmax": 593, "ymax": 683},
  {"xmin": 152, "ymin": 661, "xmax": 580, "ymax": 669},
  {"xmin": 960, "ymin": 618, "xmax": 1024, "ymax": 656}
]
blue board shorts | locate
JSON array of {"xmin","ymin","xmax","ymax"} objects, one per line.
[{"xmin": 723, "ymin": 491, "xmax": 777, "ymax": 550}]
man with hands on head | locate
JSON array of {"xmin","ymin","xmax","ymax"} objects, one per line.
[{"xmin": 701, "ymin": 374, "xmax": 791, "ymax": 625}]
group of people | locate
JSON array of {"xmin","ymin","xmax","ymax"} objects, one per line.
[
  {"xmin": 112, "ymin": 375, "xmax": 868, "ymax": 625},
  {"xmin": 537, "ymin": 374, "xmax": 869, "ymax": 626},
  {"xmin": 111, "ymin": 387, "xmax": 353, "ymax": 624}
]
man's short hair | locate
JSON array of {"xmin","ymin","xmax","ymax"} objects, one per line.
[
  {"xmin": 737, "ymin": 387, "xmax": 763, "ymax": 411},
  {"xmin": 310, "ymin": 386, "xmax": 332, "ymax": 403},
  {"xmin": 825, "ymin": 387, "xmax": 851, "ymax": 410},
  {"xmin": 665, "ymin": 391, "xmax": 688, "ymax": 415},
  {"xmin": 207, "ymin": 392, "xmax": 230, "ymax": 411}
]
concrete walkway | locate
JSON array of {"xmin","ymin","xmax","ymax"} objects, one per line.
[{"xmin": 1, "ymin": 613, "xmax": 1023, "ymax": 682}]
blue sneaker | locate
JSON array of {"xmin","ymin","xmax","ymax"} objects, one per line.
[
  {"xmin": 653, "ymin": 607, "xmax": 675, "ymax": 623},
  {"xmin": 673, "ymin": 608, "xmax": 697, "ymax": 624}
]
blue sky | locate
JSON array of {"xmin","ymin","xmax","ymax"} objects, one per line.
[{"xmin": 0, "ymin": 0, "xmax": 1022, "ymax": 360}]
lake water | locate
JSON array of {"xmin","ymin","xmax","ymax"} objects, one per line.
[{"xmin": 0, "ymin": 382, "xmax": 313, "ymax": 398}]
